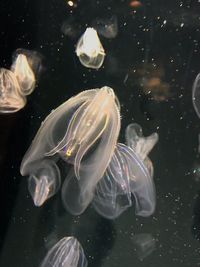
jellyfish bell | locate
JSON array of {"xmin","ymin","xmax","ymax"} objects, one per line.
[
  {"xmin": 93, "ymin": 142, "xmax": 156, "ymax": 219},
  {"xmin": 76, "ymin": 28, "xmax": 105, "ymax": 69},
  {"xmin": 93, "ymin": 123, "xmax": 158, "ymax": 219},
  {"xmin": 0, "ymin": 68, "xmax": 26, "ymax": 113},
  {"xmin": 46, "ymin": 86, "xmax": 120, "ymax": 178},
  {"xmin": 40, "ymin": 236, "xmax": 87, "ymax": 267},
  {"xmin": 11, "ymin": 48, "xmax": 43, "ymax": 80},
  {"xmin": 11, "ymin": 53, "xmax": 36, "ymax": 95},
  {"xmin": 21, "ymin": 86, "xmax": 121, "ymax": 211}
]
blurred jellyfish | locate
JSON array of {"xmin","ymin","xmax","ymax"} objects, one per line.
[
  {"xmin": 134, "ymin": 63, "xmax": 170, "ymax": 102},
  {"xmin": 132, "ymin": 233, "xmax": 156, "ymax": 261},
  {"xmin": 20, "ymin": 86, "xmax": 121, "ymax": 210},
  {"xmin": 40, "ymin": 237, "xmax": 87, "ymax": 267},
  {"xmin": 92, "ymin": 15, "xmax": 118, "ymax": 39},
  {"xmin": 61, "ymin": 17, "xmax": 81, "ymax": 39},
  {"xmin": 93, "ymin": 123, "xmax": 158, "ymax": 219},
  {"xmin": 76, "ymin": 28, "xmax": 105, "ymax": 69},
  {"xmin": 0, "ymin": 68, "xmax": 26, "ymax": 113},
  {"xmin": 192, "ymin": 73, "xmax": 200, "ymax": 119}
]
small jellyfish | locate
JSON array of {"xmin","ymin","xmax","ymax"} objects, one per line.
[
  {"xmin": 28, "ymin": 159, "xmax": 61, "ymax": 206},
  {"xmin": 92, "ymin": 15, "xmax": 118, "ymax": 39},
  {"xmin": 125, "ymin": 123, "xmax": 159, "ymax": 177},
  {"xmin": 76, "ymin": 28, "xmax": 105, "ymax": 69},
  {"xmin": 61, "ymin": 17, "xmax": 81, "ymax": 39},
  {"xmin": 192, "ymin": 73, "xmax": 200, "ymax": 118},
  {"xmin": 132, "ymin": 233, "xmax": 156, "ymax": 261},
  {"xmin": 12, "ymin": 48, "xmax": 43, "ymax": 79},
  {"xmin": 93, "ymin": 123, "xmax": 158, "ymax": 219},
  {"xmin": 40, "ymin": 237, "xmax": 87, "ymax": 267},
  {"xmin": 20, "ymin": 86, "xmax": 121, "ymax": 210},
  {"xmin": 0, "ymin": 68, "xmax": 26, "ymax": 113},
  {"xmin": 11, "ymin": 53, "xmax": 36, "ymax": 95}
]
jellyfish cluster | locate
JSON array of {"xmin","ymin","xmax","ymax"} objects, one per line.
[
  {"xmin": 20, "ymin": 86, "xmax": 158, "ymax": 219},
  {"xmin": 0, "ymin": 49, "xmax": 42, "ymax": 113},
  {"xmin": 2, "ymin": 6, "xmax": 200, "ymax": 266},
  {"xmin": 2, "ymin": 20, "xmax": 161, "ymax": 267}
]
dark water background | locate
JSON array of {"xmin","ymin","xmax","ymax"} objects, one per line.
[{"xmin": 1, "ymin": 0, "xmax": 200, "ymax": 266}]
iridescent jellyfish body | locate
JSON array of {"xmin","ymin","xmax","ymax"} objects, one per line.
[
  {"xmin": 76, "ymin": 28, "xmax": 105, "ymax": 69},
  {"xmin": 40, "ymin": 237, "xmax": 87, "ymax": 267},
  {"xmin": 93, "ymin": 123, "xmax": 158, "ymax": 219},
  {"xmin": 20, "ymin": 86, "xmax": 121, "ymax": 211},
  {"xmin": 192, "ymin": 73, "xmax": 200, "ymax": 118}
]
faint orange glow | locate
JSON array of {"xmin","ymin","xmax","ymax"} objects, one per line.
[
  {"xmin": 147, "ymin": 77, "xmax": 161, "ymax": 88},
  {"xmin": 132, "ymin": 64, "xmax": 171, "ymax": 102},
  {"xmin": 130, "ymin": 0, "xmax": 142, "ymax": 8}
]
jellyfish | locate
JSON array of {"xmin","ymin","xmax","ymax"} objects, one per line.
[
  {"xmin": 40, "ymin": 237, "xmax": 87, "ymax": 267},
  {"xmin": 0, "ymin": 68, "xmax": 26, "ymax": 113},
  {"xmin": 93, "ymin": 123, "xmax": 158, "ymax": 219},
  {"xmin": 11, "ymin": 53, "xmax": 36, "ymax": 95},
  {"xmin": 92, "ymin": 15, "xmax": 118, "ymax": 39},
  {"xmin": 192, "ymin": 73, "xmax": 200, "ymax": 118},
  {"xmin": 125, "ymin": 123, "xmax": 158, "ymax": 178},
  {"xmin": 0, "ymin": 48, "xmax": 42, "ymax": 113},
  {"xmin": 76, "ymin": 28, "xmax": 105, "ymax": 69},
  {"xmin": 132, "ymin": 233, "xmax": 156, "ymax": 261},
  {"xmin": 20, "ymin": 86, "xmax": 121, "ymax": 210},
  {"xmin": 12, "ymin": 48, "xmax": 43, "ymax": 79}
]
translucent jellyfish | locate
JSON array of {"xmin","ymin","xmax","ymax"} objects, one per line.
[
  {"xmin": 61, "ymin": 17, "xmax": 81, "ymax": 39},
  {"xmin": 192, "ymin": 73, "xmax": 200, "ymax": 118},
  {"xmin": 132, "ymin": 233, "xmax": 155, "ymax": 261},
  {"xmin": 20, "ymin": 86, "xmax": 121, "ymax": 210},
  {"xmin": 93, "ymin": 123, "xmax": 158, "ymax": 219},
  {"xmin": 12, "ymin": 48, "xmax": 43, "ymax": 79},
  {"xmin": 28, "ymin": 159, "xmax": 61, "ymax": 206},
  {"xmin": 76, "ymin": 28, "xmax": 105, "ymax": 69},
  {"xmin": 0, "ymin": 68, "xmax": 26, "ymax": 113},
  {"xmin": 125, "ymin": 123, "xmax": 158, "ymax": 177},
  {"xmin": 40, "ymin": 237, "xmax": 87, "ymax": 267},
  {"xmin": 92, "ymin": 15, "xmax": 118, "ymax": 39},
  {"xmin": 11, "ymin": 53, "xmax": 36, "ymax": 95}
]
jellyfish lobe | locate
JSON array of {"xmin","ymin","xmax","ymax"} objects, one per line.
[{"xmin": 40, "ymin": 237, "xmax": 87, "ymax": 267}]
